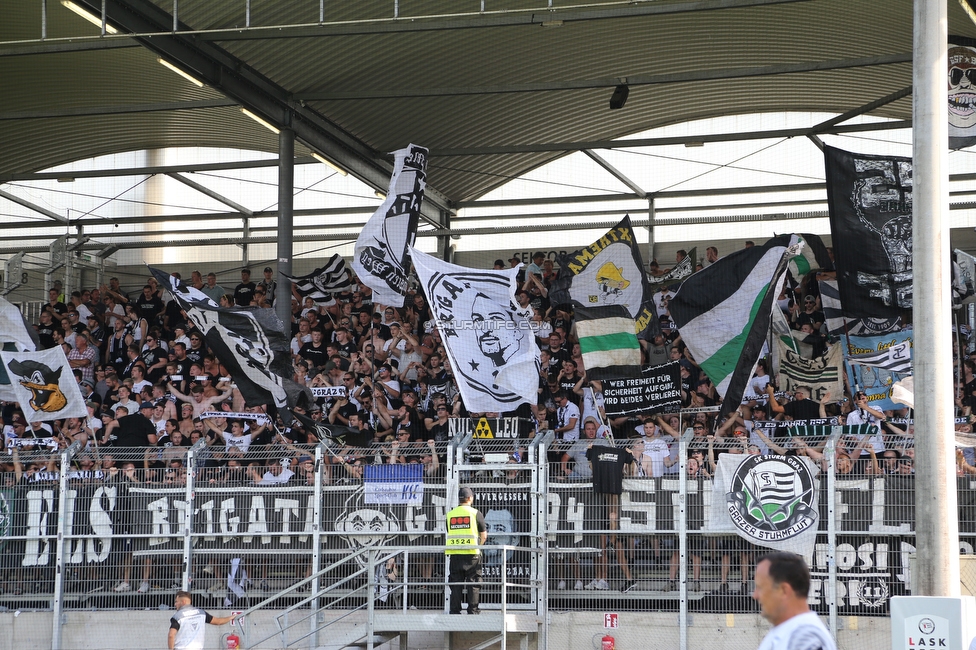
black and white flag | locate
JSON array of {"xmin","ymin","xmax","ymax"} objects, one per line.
[
  {"xmin": 818, "ymin": 279, "xmax": 902, "ymax": 337},
  {"xmin": 282, "ymin": 254, "xmax": 353, "ymax": 306},
  {"xmin": 410, "ymin": 248, "xmax": 540, "ymax": 413},
  {"xmin": 549, "ymin": 216, "xmax": 659, "ymax": 339},
  {"xmin": 0, "ymin": 295, "xmax": 38, "ymax": 402},
  {"xmin": 953, "ymin": 248, "xmax": 976, "ymax": 305},
  {"xmin": 150, "ymin": 268, "xmax": 309, "ymax": 413},
  {"xmin": 649, "ymin": 247, "xmax": 696, "ymax": 285},
  {"xmin": 353, "ymin": 144, "xmax": 428, "ymax": 307},
  {"xmin": 0, "ymin": 348, "xmax": 87, "ymax": 422},
  {"xmin": 825, "ymin": 145, "xmax": 912, "ymax": 318}
]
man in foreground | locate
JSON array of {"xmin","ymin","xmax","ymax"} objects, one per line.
[
  {"xmin": 169, "ymin": 590, "xmax": 235, "ymax": 650},
  {"xmin": 752, "ymin": 552, "xmax": 836, "ymax": 650}
]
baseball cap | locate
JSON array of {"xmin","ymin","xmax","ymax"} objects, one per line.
[
  {"xmin": 458, "ymin": 487, "xmax": 474, "ymax": 501},
  {"xmin": 139, "ymin": 402, "xmax": 154, "ymax": 410},
  {"xmin": 264, "ymin": 267, "xmax": 273, "ymax": 273},
  {"xmin": 297, "ymin": 455, "xmax": 312, "ymax": 463}
]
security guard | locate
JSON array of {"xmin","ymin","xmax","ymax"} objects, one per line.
[{"xmin": 445, "ymin": 486, "xmax": 487, "ymax": 614}]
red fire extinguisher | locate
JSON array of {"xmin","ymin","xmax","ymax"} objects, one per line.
[
  {"xmin": 226, "ymin": 632, "xmax": 240, "ymax": 649},
  {"xmin": 601, "ymin": 634, "xmax": 615, "ymax": 650}
]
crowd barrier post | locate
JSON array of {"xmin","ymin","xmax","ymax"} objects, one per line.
[
  {"xmin": 310, "ymin": 441, "xmax": 327, "ymax": 646},
  {"xmin": 181, "ymin": 438, "xmax": 207, "ymax": 591},
  {"xmin": 52, "ymin": 440, "xmax": 83, "ymax": 650},
  {"xmin": 824, "ymin": 430, "xmax": 840, "ymax": 639},
  {"xmin": 678, "ymin": 430, "xmax": 691, "ymax": 650}
]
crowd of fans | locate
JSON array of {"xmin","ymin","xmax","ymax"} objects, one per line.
[
  {"xmin": 6, "ymin": 246, "xmax": 976, "ymax": 488},
  {"xmin": 2, "ymin": 245, "xmax": 976, "ymax": 599}
]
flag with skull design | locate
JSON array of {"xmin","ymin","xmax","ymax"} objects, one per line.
[
  {"xmin": 949, "ymin": 43, "xmax": 976, "ymax": 150},
  {"xmin": 824, "ymin": 145, "xmax": 912, "ymax": 319}
]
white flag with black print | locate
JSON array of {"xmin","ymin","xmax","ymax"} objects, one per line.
[
  {"xmin": 649, "ymin": 247, "xmax": 696, "ymax": 285},
  {"xmin": 353, "ymin": 144, "xmax": 428, "ymax": 307},
  {"xmin": 0, "ymin": 347, "xmax": 87, "ymax": 422},
  {"xmin": 282, "ymin": 254, "xmax": 353, "ymax": 306},
  {"xmin": 708, "ymin": 453, "xmax": 820, "ymax": 561},
  {"xmin": 410, "ymin": 248, "xmax": 540, "ymax": 413},
  {"xmin": 151, "ymin": 268, "xmax": 309, "ymax": 412},
  {"xmin": 0, "ymin": 295, "xmax": 39, "ymax": 402}
]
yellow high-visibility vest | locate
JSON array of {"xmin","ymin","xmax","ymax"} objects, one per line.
[{"xmin": 445, "ymin": 504, "xmax": 480, "ymax": 555}]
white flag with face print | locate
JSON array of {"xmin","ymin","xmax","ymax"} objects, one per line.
[{"xmin": 410, "ymin": 248, "xmax": 540, "ymax": 413}]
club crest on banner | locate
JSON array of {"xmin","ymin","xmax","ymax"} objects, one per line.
[{"xmin": 726, "ymin": 454, "xmax": 817, "ymax": 543}]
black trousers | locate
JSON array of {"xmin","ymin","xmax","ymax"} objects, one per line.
[{"xmin": 448, "ymin": 553, "xmax": 482, "ymax": 614}]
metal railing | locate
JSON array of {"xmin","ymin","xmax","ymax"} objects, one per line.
[{"xmin": 2, "ymin": 428, "xmax": 974, "ymax": 650}]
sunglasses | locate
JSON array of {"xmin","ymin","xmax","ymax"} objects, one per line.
[{"xmin": 950, "ymin": 67, "xmax": 976, "ymax": 85}]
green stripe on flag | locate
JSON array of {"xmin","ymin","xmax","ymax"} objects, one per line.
[
  {"xmin": 699, "ymin": 284, "xmax": 768, "ymax": 386},
  {"xmin": 579, "ymin": 332, "xmax": 640, "ymax": 354}
]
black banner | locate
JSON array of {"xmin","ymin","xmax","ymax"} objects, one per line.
[
  {"xmin": 6, "ymin": 474, "xmax": 976, "ymax": 616},
  {"xmin": 601, "ymin": 361, "xmax": 682, "ymax": 416},
  {"xmin": 824, "ymin": 146, "xmax": 912, "ymax": 318}
]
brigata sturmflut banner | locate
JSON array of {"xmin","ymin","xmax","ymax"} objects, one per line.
[{"xmin": 5, "ymin": 474, "xmax": 976, "ymax": 613}]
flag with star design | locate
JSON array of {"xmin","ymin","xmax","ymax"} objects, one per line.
[{"xmin": 410, "ymin": 248, "xmax": 540, "ymax": 413}]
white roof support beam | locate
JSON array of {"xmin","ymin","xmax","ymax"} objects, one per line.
[
  {"xmin": 582, "ymin": 150, "xmax": 646, "ymax": 199},
  {"xmin": 166, "ymin": 172, "xmax": 254, "ymax": 217},
  {"xmin": 0, "ymin": 188, "xmax": 67, "ymax": 223}
]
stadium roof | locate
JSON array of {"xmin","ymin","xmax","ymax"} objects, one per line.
[{"xmin": 3, "ymin": 0, "xmax": 976, "ymax": 265}]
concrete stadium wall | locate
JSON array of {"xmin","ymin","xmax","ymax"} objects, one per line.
[{"xmin": 0, "ymin": 609, "xmax": 891, "ymax": 650}]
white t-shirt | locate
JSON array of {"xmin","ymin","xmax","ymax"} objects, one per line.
[
  {"xmin": 757, "ymin": 611, "xmax": 836, "ymax": 650},
  {"xmin": 556, "ymin": 402, "xmax": 581, "ymax": 441},
  {"xmin": 643, "ymin": 437, "xmax": 673, "ymax": 478},
  {"xmin": 845, "ymin": 409, "xmax": 885, "ymax": 454},
  {"xmin": 170, "ymin": 605, "xmax": 212, "ymax": 650},
  {"xmin": 222, "ymin": 431, "xmax": 253, "ymax": 453}
]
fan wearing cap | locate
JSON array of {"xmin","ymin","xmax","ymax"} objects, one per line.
[
  {"xmin": 445, "ymin": 487, "xmax": 487, "ymax": 615},
  {"xmin": 258, "ymin": 267, "xmax": 277, "ymax": 305},
  {"xmin": 101, "ymin": 402, "xmax": 159, "ymax": 447},
  {"xmin": 791, "ymin": 294, "xmax": 824, "ymax": 332}
]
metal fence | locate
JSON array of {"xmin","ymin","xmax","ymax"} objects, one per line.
[{"xmin": 1, "ymin": 427, "xmax": 974, "ymax": 649}]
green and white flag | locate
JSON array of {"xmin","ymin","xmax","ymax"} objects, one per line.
[
  {"xmin": 573, "ymin": 303, "xmax": 640, "ymax": 381},
  {"xmin": 669, "ymin": 235, "xmax": 801, "ymax": 422},
  {"xmin": 775, "ymin": 339, "xmax": 844, "ymax": 399},
  {"xmin": 787, "ymin": 233, "xmax": 831, "ymax": 280}
]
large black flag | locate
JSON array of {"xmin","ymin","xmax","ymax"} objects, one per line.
[
  {"xmin": 150, "ymin": 268, "xmax": 309, "ymax": 413},
  {"xmin": 824, "ymin": 145, "xmax": 912, "ymax": 319}
]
